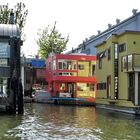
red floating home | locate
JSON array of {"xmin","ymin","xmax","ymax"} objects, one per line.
[{"xmin": 46, "ymin": 54, "xmax": 96, "ymax": 103}]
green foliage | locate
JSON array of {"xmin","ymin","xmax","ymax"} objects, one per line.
[
  {"xmin": 37, "ymin": 22, "xmax": 69, "ymax": 58},
  {"xmin": 0, "ymin": 2, "xmax": 28, "ymax": 34}
]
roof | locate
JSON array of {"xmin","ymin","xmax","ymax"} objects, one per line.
[
  {"xmin": 85, "ymin": 12, "xmax": 140, "ymax": 46},
  {"xmin": 49, "ymin": 53, "xmax": 96, "ymax": 61},
  {"xmin": 95, "ymin": 30, "xmax": 140, "ymax": 48},
  {"xmin": 0, "ymin": 24, "xmax": 20, "ymax": 37},
  {"xmin": 68, "ymin": 11, "xmax": 140, "ymax": 53}
]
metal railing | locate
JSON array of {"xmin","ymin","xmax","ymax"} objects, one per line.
[{"xmin": 122, "ymin": 54, "xmax": 140, "ymax": 72}]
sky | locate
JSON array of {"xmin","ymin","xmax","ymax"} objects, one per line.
[{"xmin": 0, "ymin": 0, "xmax": 140, "ymax": 57}]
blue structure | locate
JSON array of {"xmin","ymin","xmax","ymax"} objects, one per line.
[
  {"xmin": 31, "ymin": 59, "xmax": 45, "ymax": 68},
  {"xmin": 48, "ymin": 97, "xmax": 95, "ymax": 106}
]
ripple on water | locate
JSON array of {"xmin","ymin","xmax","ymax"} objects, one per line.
[
  {"xmin": 7, "ymin": 117, "xmax": 100, "ymax": 140},
  {"xmin": 3, "ymin": 104, "xmax": 140, "ymax": 140}
]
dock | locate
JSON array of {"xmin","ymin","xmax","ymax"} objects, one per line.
[{"xmin": 47, "ymin": 97, "xmax": 95, "ymax": 106}]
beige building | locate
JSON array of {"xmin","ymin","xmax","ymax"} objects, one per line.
[{"xmin": 96, "ymin": 31, "xmax": 140, "ymax": 112}]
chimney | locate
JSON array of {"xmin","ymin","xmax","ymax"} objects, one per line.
[
  {"xmin": 85, "ymin": 38, "xmax": 88, "ymax": 41},
  {"xmin": 132, "ymin": 9, "xmax": 138, "ymax": 15},
  {"xmin": 9, "ymin": 9, "xmax": 14, "ymax": 24},
  {"xmin": 97, "ymin": 30, "xmax": 101, "ymax": 34},
  {"xmin": 108, "ymin": 24, "xmax": 112, "ymax": 29},
  {"xmin": 116, "ymin": 18, "xmax": 120, "ymax": 24}
]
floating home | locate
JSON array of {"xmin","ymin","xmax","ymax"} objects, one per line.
[
  {"xmin": 96, "ymin": 31, "xmax": 140, "ymax": 114},
  {"xmin": 46, "ymin": 54, "xmax": 96, "ymax": 105}
]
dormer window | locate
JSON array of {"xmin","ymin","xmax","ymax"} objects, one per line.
[{"xmin": 119, "ymin": 43, "xmax": 126, "ymax": 52}]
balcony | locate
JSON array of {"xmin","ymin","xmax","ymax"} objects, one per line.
[{"xmin": 122, "ymin": 54, "xmax": 140, "ymax": 72}]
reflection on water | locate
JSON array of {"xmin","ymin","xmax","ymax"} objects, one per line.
[{"xmin": 0, "ymin": 103, "xmax": 140, "ymax": 139}]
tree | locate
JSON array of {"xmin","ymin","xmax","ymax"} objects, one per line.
[
  {"xmin": 0, "ymin": 2, "xmax": 28, "ymax": 34},
  {"xmin": 36, "ymin": 22, "xmax": 69, "ymax": 58}
]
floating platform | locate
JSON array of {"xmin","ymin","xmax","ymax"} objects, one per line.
[
  {"xmin": 47, "ymin": 97, "xmax": 95, "ymax": 106},
  {"xmin": 96, "ymin": 103, "xmax": 140, "ymax": 115}
]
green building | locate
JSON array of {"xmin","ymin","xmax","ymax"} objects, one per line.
[{"xmin": 96, "ymin": 30, "xmax": 140, "ymax": 113}]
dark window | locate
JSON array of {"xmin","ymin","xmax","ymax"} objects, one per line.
[
  {"xmin": 89, "ymin": 84, "xmax": 95, "ymax": 91},
  {"xmin": 108, "ymin": 48, "xmax": 111, "ymax": 60},
  {"xmin": 97, "ymin": 83, "xmax": 106, "ymax": 90},
  {"xmin": 119, "ymin": 43, "xmax": 126, "ymax": 52},
  {"xmin": 92, "ymin": 65, "xmax": 96, "ymax": 76},
  {"xmin": 99, "ymin": 58, "xmax": 102, "ymax": 69},
  {"xmin": 49, "ymin": 62, "xmax": 51, "ymax": 70},
  {"xmin": 74, "ymin": 64, "xmax": 77, "ymax": 70},
  {"xmin": 78, "ymin": 64, "xmax": 84, "ymax": 70},
  {"xmin": 58, "ymin": 62, "xmax": 62, "ymax": 69}
]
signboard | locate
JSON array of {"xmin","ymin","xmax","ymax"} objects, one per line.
[
  {"xmin": 0, "ymin": 59, "xmax": 8, "ymax": 66},
  {"xmin": 0, "ymin": 42, "xmax": 10, "ymax": 58},
  {"xmin": 114, "ymin": 43, "xmax": 118, "ymax": 99}
]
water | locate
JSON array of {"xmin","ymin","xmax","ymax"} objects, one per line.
[{"xmin": 0, "ymin": 103, "xmax": 140, "ymax": 140}]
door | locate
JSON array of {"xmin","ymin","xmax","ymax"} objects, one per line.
[
  {"xmin": 128, "ymin": 73, "xmax": 135, "ymax": 102},
  {"xmin": 68, "ymin": 83, "xmax": 76, "ymax": 98},
  {"xmin": 138, "ymin": 73, "xmax": 140, "ymax": 105}
]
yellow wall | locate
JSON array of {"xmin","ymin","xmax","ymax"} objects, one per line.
[
  {"xmin": 117, "ymin": 33, "xmax": 140, "ymax": 99},
  {"xmin": 96, "ymin": 37, "xmax": 114, "ymax": 99},
  {"xmin": 78, "ymin": 61, "xmax": 95, "ymax": 77},
  {"xmin": 117, "ymin": 35, "xmax": 128, "ymax": 99},
  {"xmin": 77, "ymin": 91, "xmax": 95, "ymax": 98}
]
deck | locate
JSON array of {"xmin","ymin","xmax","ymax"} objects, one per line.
[{"xmin": 47, "ymin": 97, "xmax": 95, "ymax": 106}]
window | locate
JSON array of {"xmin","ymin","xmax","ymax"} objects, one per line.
[
  {"xmin": 0, "ymin": 78, "xmax": 8, "ymax": 96},
  {"xmin": 114, "ymin": 44, "xmax": 118, "ymax": 59},
  {"xmin": 108, "ymin": 48, "xmax": 111, "ymax": 60},
  {"xmin": 74, "ymin": 64, "xmax": 77, "ymax": 70},
  {"xmin": 63, "ymin": 62, "xmax": 67, "ymax": 69},
  {"xmin": 122, "ymin": 56, "xmax": 127, "ymax": 70},
  {"xmin": 78, "ymin": 64, "xmax": 84, "ymax": 70},
  {"xmin": 119, "ymin": 43, "xmax": 126, "ymax": 52},
  {"xmin": 97, "ymin": 50, "xmax": 107, "ymax": 69},
  {"xmin": 59, "ymin": 83, "xmax": 66, "ymax": 90},
  {"xmin": 58, "ymin": 60, "xmax": 77, "ymax": 70},
  {"xmin": 100, "ymin": 51, "xmax": 106, "ymax": 58},
  {"xmin": 67, "ymin": 61, "xmax": 72, "ymax": 70},
  {"xmin": 49, "ymin": 62, "xmax": 51, "ymax": 70},
  {"xmin": 53, "ymin": 60, "xmax": 56, "ymax": 70},
  {"xmin": 77, "ymin": 83, "xmax": 87, "ymax": 91},
  {"xmin": 97, "ymin": 83, "xmax": 106, "ymax": 90},
  {"xmin": 128, "ymin": 55, "xmax": 132, "ymax": 69},
  {"xmin": 89, "ymin": 84, "xmax": 95, "ymax": 91},
  {"xmin": 58, "ymin": 62, "xmax": 63, "ymax": 69},
  {"xmin": 92, "ymin": 65, "xmax": 96, "ymax": 76},
  {"xmin": 99, "ymin": 58, "xmax": 102, "ymax": 69},
  {"xmin": 0, "ymin": 59, "xmax": 8, "ymax": 66}
]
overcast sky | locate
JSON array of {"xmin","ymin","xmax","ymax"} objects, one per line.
[{"xmin": 1, "ymin": 0, "xmax": 140, "ymax": 57}]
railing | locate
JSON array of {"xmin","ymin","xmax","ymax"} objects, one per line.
[{"xmin": 122, "ymin": 54, "xmax": 140, "ymax": 72}]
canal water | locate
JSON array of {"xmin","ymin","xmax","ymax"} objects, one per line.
[{"xmin": 0, "ymin": 103, "xmax": 140, "ymax": 140}]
